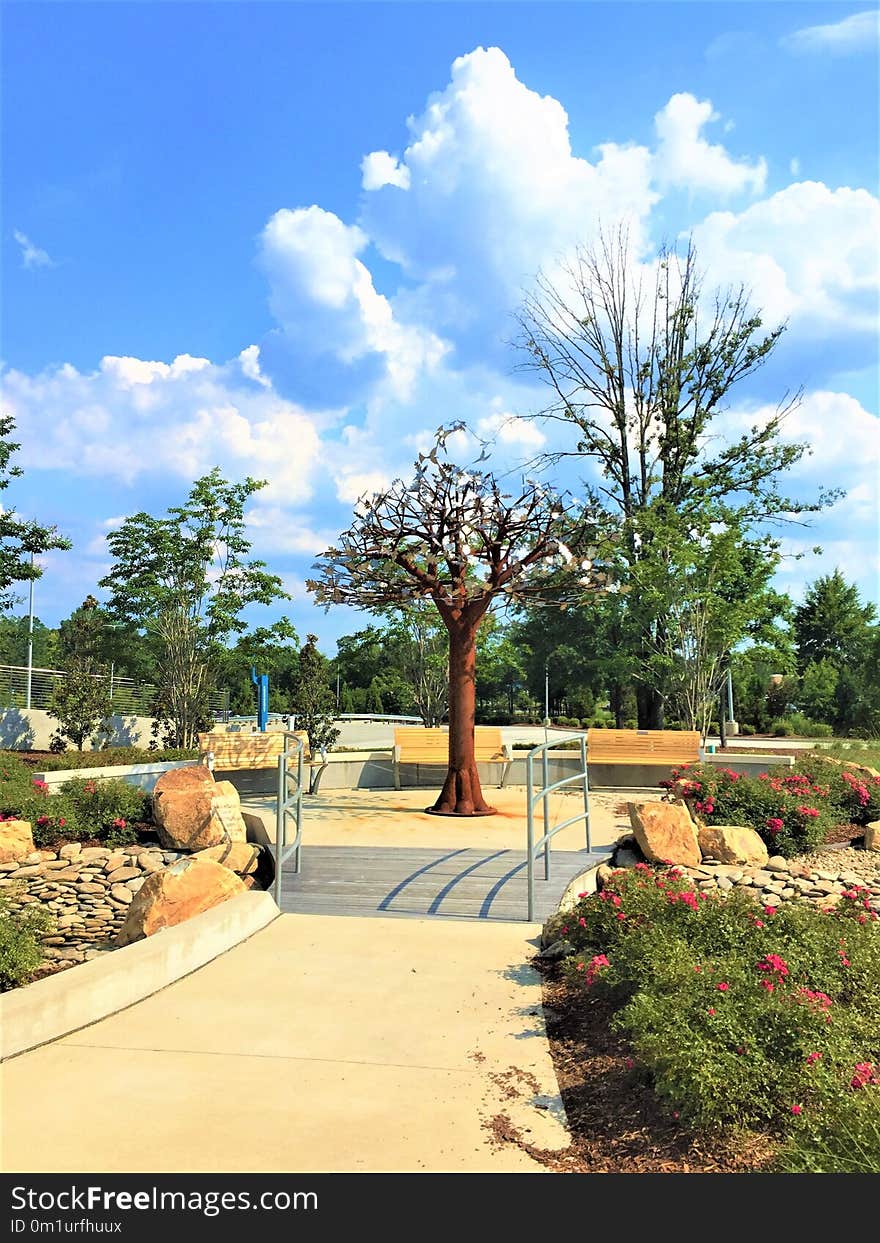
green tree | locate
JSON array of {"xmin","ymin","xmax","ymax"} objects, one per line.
[
  {"xmin": 798, "ymin": 660, "xmax": 839, "ymax": 722},
  {"xmin": 0, "ymin": 415, "xmax": 71, "ymax": 612},
  {"xmin": 47, "ymin": 596, "xmax": 114, "ymax": 750},
  {"xmin": 219, "ymin": 619, "xmax": 300, "ymax": 716},
  {"xmin": 99, "ymin": 469, "xmax": 288, "ymax": 748},
  {"xmin": 794, "ymin": 572, "xmax": 875, "ymax": 670},
  {"xmin": 516, "ymin": 230, "xmax": 831, "ymax": 727},
  {"xmin": 292, "ymin": 635, "xmax": 340, "ymax": 753}
]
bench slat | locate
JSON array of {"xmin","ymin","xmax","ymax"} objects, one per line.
[{"xmin": 586, "ymin": 729, "xmax": 700, "ymax": 766}]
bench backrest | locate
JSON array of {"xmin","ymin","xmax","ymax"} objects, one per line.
[
  {"xmin": 586, "ymin": 728, "xmax": 700, "ymax": 765},
  {"xmin": 394, "ymin": 726, "xmax": 507, "ymax": 762},
  {"xmin": 198, "ymin": 730, "xmax": 311, "ymax": 768}
]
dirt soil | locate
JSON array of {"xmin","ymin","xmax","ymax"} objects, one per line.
[{"xmin": 496, "ymin": 963, "xmax": 779, "ymax": 1174}]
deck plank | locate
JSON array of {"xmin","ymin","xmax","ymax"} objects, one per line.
[{"xmin": 279, "ymin": 845, "xmax": 610, "ymax": 923}]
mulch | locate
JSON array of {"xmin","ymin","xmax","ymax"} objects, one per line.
[{"xmin": 511, "ymin": 962, "xmax": 779, "ymax": 1174}]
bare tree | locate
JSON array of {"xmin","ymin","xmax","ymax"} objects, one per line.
[
  {"xmin": 308, "ymin": 429, "xmax": 609, "ymax": 815},
  {"xmin": 516, "ymin": 228, "xmax": 825, "ymax": 727}
]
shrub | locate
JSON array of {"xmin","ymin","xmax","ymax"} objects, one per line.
[
  {"xmin": 739, "ymin": 723, "xmax": 756, "ymax": 736},
  {"xmin": 59, "ymin": 777, "xmax": 150, "ymax": 842},
  {"xmin": 661, "ymin": 762, "xmax": 836, "ymax": 856},
  {"xmin": 771, "ymin": 718, "xmax": 794, "ymax": 737},
  {"xmin": 17, "ymin": 747, "xmax": 198, "ymax": 771},
  {"xmin": 0, "ymin": 891, "xmax": 52, "ymax": 990},
  {"xmin": 558, "ymin": 867, "xmax": 880, "ymax": 1136},
  {"xmin": 787, "ymin": 713, "xmax": 834, "ymax": 739},
  {"xmin": 776, "ymin": 1080, "xmax": 880, "ymax": 1173}
]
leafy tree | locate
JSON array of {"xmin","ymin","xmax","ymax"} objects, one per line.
[
  {"xmin": 0, "ymin": 415, "xmax": 71, "ymax": 611},
  {"xmin": 308, "ymin": 430, "xmax": 609, "ymax": 815},
  {"xmin": 798, "ymin": 660, "xmax": 839, "ymax": 723},
  {"xmin": 47, "ymin": 596, "xmax": 113, "ymax": 750},
  {"xmin": 292, "ymin": 634, "xmax": 340, "ymax": 753},
  {"xmin": 365, "ymin": 677, "xmax": 384, "ymax": 715},
  {"xmin": 0, "ymin": 615, "xmax": 58, "ymax": 670},
  {"xmin": 99, "ymin": 469, "xmax": 288, "ymax": 748},
  {"xmin": 383, "ymin": 605, "xmax": 448, "ymax": 726},
  {"xmin": 516, "ymin": 230, "xmax": 832, "ymax": 726},
  {"xmin": 219, "ymin": 619, "xmax": 300, "ymax": 716},
  {"xmin": 794, "ymin": 572, "xmax": 875, "ymax": 671}
]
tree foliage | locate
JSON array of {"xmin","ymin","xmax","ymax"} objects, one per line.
[
  {"xmin": 47, "ymin": 596, "xmax": 113, "ymax": 750},
  {"xmin": 0, "ymin": 415, "xmax": 71, "ymax": 612},
  {"xmin": 99, "ymin": 469, "xmax": 288, "ymax": 748}
]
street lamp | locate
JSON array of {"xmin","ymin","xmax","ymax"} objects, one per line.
[{"xmin": 25, "ymin": 550, "xmax": 35, "ymax": 710}]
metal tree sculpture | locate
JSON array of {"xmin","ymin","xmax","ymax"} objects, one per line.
[{"xmin": 308, "ymin": 433, "xmax": 609, "ymax": 816}]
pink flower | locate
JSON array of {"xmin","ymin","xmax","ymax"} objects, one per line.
[
  {"xmin": 112, "ymin": 818, "xmax": 126, "ymax": 828},
  {"xmin": 757, "ymin": 954, "xmax": 789, "ymax": 978},
  {"xmin": 760, "ymin": 980, "xmax": 775, "ymax": 993},
  {"xmin": 707, "ymin": 1007, "xmax": 716, "ymax": 1016},
  {"xmin": 766, "ymin": 817, "xmax": 784, "ymax": 835},
  {"xmin": 578, "ymin": 917, "xmax": 586, "ymax": 927},
  {"xmin": 850, "ymin": 1062, "xmax": 877, "ymax": 1090},
  {"xmin": 805, "ymin": 1052, "xmax": 822, "ymax": 1065},
  {"xmin": 624, "ymin": 1057, "xmax": 634, "ymax": 1070},
  {"xmin": 791, "ymin": 1104, "xmax": 803, "ymax": 1116},
  {"xmin": 716, "ymin": 982, "xmax": 730, "ymax": 992}
]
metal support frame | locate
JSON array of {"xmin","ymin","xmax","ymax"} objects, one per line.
[
  {"xmin": 526, "ymin": 732, "xmax": 591, "ymax": 922},
  {"xmin": 274, "ymin": 731, "xmax": 306, "ymax": 906}
]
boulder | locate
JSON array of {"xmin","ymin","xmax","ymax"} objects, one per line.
[
  {"xmin": 697, "ymin": 825, "xmax": 769, "ymax": 868},
  {"xmin": 0, "ymin": 819, "xmax": 34, "ymax": 864},
  {"xmin": 152, "ymin": 766, "xmax": 215, "ymax": 800},
  {"xmin": 864, "ymin": 822, "xmax": 880, "ymax": 853},
  {"xmin": 116, "ymin": 856, "xmax": 246, "ymax": 946},
  {"xmin": 192, "ymin": 841, "xmax": 264, "ymax": 876},
  {"xmin": 153, "ymin": 778, "xmax": 247, "ymax": 851},
  {"xmin": 629, "ymin": 801, "xmax": 701, "ymax": 869}
]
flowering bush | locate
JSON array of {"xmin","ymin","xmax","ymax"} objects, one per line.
[
  {"xmin": 660, "ymin": 756, "xmax": 880, "ymax": 856},
  {"xmin": 560, "ymin": 866, "xmax": 879, "ymax": 1139},
  {"xmin": 0, "ymin": 765, "xmax": 148, "ymax": 846},
  {"xmin": 58, "ymin": 777, "xmax": 148, "ymax": 845}
]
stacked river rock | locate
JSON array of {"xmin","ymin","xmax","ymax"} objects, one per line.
[
  {"xmin": 0, "ymin": 765, "xmax": 268, "ymax": 976},
  {"xmin": 601, "ymin": 799, "xmax": 880, "ymax": 915}
]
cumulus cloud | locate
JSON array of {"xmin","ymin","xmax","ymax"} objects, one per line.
[
  {"xmin": 333, "ymin": 468, "xmax": 393, "ymax": 505},
  {"xmin": 653, "ymin": 94, "xmax": 767, "ymax": 196},
  {"xmin": 0, "ymin": 351, "xmax": 324, "ymax": 503},
  {"xmin": 690, "ymin": 182, "xmax": 880, "ymax": 336},
  {"xmin": 782, "ymin": 9, "xmax": 879, "ymax": 55},
  {"xmin": 13, "ymin": 229, "xmax": 53, "ymax": 269},
  {"xmin": 476, "ymin": 410, "xmax": 546, "ymax": 448},
  {"xmin": 258, "ymin": 204, "xmax": 448, "ymax": 400},
  {"xmin": 359, "ymin": 47, "xmax": 657, "ymax": 351}
]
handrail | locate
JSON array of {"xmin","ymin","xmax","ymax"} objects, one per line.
[
  {"xmin": 525, "ymin": 732, "xmax": 591, "ymax": 921},
  {"xmin": 274, "ymin": 731, "xmax": 306, "ymax": 906}
]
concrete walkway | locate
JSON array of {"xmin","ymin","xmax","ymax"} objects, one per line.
[{"xmin": 1, "ymin": 913, "xmax": 570, "ymax": 1173}]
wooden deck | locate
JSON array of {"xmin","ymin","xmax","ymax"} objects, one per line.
[{"xmin": 278, "ymin": 845, "xmax": 610, "ymax": 923}]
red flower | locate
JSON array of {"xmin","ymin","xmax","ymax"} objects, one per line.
[
  {"xmin": 707, "ymin": 1008, "xmax": 716, "ymax": 1016},
  {"xmin": 716, "ymin": 982, "xmax": 730, "ymax": 992},
  {"xmin": 790, "ymin": 1104, "xmax": 803, "ymax": 1116},
  {"xmin": 805, "ymin": 1052, "xmax": 822, "ymax": 1065}
]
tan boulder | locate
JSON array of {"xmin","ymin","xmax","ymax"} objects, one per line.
[
  {"xmin": 0, "ymin": 820, "xmax": 35, "ymax": 864},
  {"xmin": 697, "ymin": 825, "xmax": 769, "ymax": 868},
  {"xmin": 192, "ymin": 841, "xmax": 264, "ymax": 876},
  {"xmin": 153, "ymin": 777, "xmax": 247, "ymax": 851},
  {"xmin": 116, "ymin": 856, "xmax": 246, "ymax": 946},
  {"xmin": 864, "ymin": 822, "xmax": 880, "ymax": 853},
  {"xmin": 152, "ymin": 765, "xmax": 215, "ymax": 799},
  {"xmin": 629, "ymin": 801, "xmax": 701, "ymax": 869}
]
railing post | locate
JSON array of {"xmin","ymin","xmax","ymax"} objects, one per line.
[
  {"xmin": 581, "ymin": 734, "xmax": 591, "ymax": 852},
  {"xmin": 295, "ymin": 741, "xmax": 303, "ymax": 873},
  {"xmin": 542, "ymin": 744, "xmax": 550, "ymax": 881},
  {"xmin": 526, "ymin": 752, "xmax": 535, "ymax": 922},
  {"xmin": 274, "ymin": 746, "xmax": 287, "ymax": 906}
]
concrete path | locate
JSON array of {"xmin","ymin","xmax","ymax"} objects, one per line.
[{"xmin": 1, "ymin": 913, "xmax": 570, "ymax": 1173}]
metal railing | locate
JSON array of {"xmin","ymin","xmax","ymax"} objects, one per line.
[
  {"xmin": 274, "ymin": 730, "xmax": 306, "ymax": 906},
  {"xmin": 0, "ymin": 663, "xmax": 229, "ymax": 717},
  {"xmin": 525, "ymin": 732, "xmax": 591, "ymax": 921}
]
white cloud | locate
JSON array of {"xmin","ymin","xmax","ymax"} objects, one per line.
[
  {"xmin": 361, "ymin": 150, "xmax": 410, "ymax": 191},
  {"xmin": 653, "ymin": 94, "xmax": 766, "ymax": 196},
  {"xmin": 477, "ymin": 410, "xmax": 546, "ymax": 448},
  {"xmin": 690, "ymin": 181, "xmax": 880, "ymax": 335},
  {"xmin": 245, "ymin": 506, "xmax": 338, "ymax": 556},
  {"xmin": 259, "ymin": 204, "xmax": 448, "ymax": 399},
  {"xmin": 13, "ymin": 229, "xmax": 53, "ymax": 269},
  {"xmin": 782, "ymin": 9, "xmax": 879, "ymax": 55},
  {"xmin": 0, "ymin": 351, "xmax": 324, "ymax": 503},
  {"xmin": 333, "ymin": 468, "xmax": 392, "ymax": 505},
  {"xmin": 238, "ymin": 344, "xmax": 271, "ymax": 388}
]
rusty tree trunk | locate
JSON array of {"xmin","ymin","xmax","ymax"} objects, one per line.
[{"xmin": 429, "ymin": 604, "xmax": 495, "ymax": 816}]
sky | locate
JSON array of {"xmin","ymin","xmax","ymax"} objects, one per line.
[{"xmin": 2, "ymin": 0, "xmax": 878, "ymax": 656}]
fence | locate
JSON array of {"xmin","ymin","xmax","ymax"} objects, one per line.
[{"xmin": 0, "ymin": 664, "xmax": 229, "ymax": 718}]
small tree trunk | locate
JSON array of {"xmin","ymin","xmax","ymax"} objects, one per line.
[{"xmin": 430, "ymin": 611, "xmax": 494, "ymax": 816}]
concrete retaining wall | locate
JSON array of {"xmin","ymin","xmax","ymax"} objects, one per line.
[
  {"xmin": 0, "ymin": 707, "xmax": 156, "ymax": 751},
  {"xmin": 33, "ymin": 759, "xmax": 200, "ymax": 793},
  {"xmin": 0, "ymin": 890, "xmax": 279, "ymax": 1060}
]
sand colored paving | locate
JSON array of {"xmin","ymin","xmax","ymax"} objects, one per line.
[
  {"xmin": 2, "ymin": 913, "xmax": 572, "ymax": 1173},
  {"xmin": 249, "ymin": 784, "xmax": 632, "ymax": 852}
]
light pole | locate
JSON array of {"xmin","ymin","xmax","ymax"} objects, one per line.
[
  {"xmin": 543, "ymin": 658, "xmax": 550, "ymax": 745},
  {"xmin": 25, "ymin": 551, "xmax": 35, "ymax": 710}
]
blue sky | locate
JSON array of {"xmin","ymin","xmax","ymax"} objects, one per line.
[{"xmin": 2, "ymin": 1, "xmax": 878, "ymax": 653}]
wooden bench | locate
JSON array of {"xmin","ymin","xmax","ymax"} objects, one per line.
[
  {"xmin": 197, "ymin": 730, "xmax": 312, "ymax": 770},
  {"xmin": 392, "ymin": 726, "xmax": 512, "ymax": 790},
  {"xmin": 586, "ymin": 728, "xmax": 701, "ymax": 770}
]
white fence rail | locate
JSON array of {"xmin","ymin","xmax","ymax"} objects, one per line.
[{"xmin": 0, "ymin": 664, "xmax": 229, "ymax": 717}]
